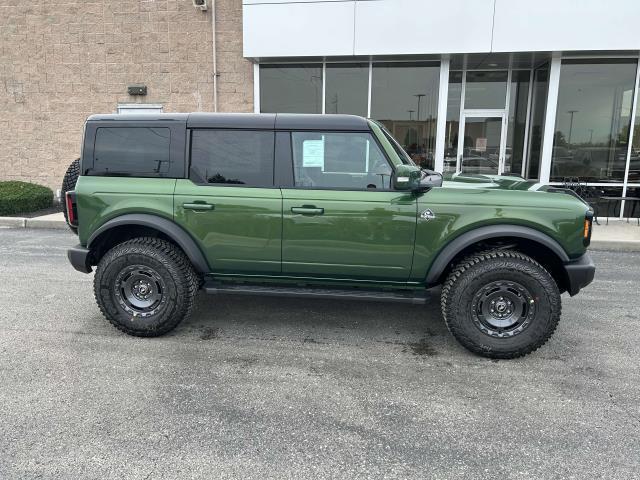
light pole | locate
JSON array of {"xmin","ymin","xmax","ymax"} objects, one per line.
[
  {"xmin": 310, "ymin": 74, "xmax": 322, "ymax": 113},
  {"xmin": 407, "ymin": 110, "xmax": 415, "ymax": 120},
  {"xmin": 414, "ymin": 94, "xmax": 425, "ymax": 121},
  {"xmin": 567, "ymin": 110, "xmax": 578, "ymax": 145}
]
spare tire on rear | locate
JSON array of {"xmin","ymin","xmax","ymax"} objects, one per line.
[{"xmin": 61, "ymin": 158, "xmax": 80, "ymax": 234}]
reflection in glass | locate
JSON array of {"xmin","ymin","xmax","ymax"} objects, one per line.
[
  {"xmin": 505, "ymin": 70, "xmax": 530, "ymax": 176},
  {"xmin": 444, "ymin": 71, "xmax": 462, "ymax": 173},
  {"xmin": 526, "ymin": 65, "xmax": 549, "ymax": 179},
  {"xmin": 622, "ymin": 187, "xmax": 640, "ymax": 220},
  {"xmin": 260, "ymin": 64, "xmax": 322, "ymax": 113},
  {"xmin": 291, "ymin": 132, "xmax": 391, "ymax": 190},
  {"xmin": 465, "ymin": 71, "xmax": 508, "ymax": 109},
  {"xmin": 371, "ymin": 62, "xmax": 440, "ymax": 170},
  {"xmin": 551, "ymin": 60, "xmax": 637, "ymax": 182},
  {"xmin": 190, "ymin": 130, "xmax": 274, "ymax": 186},
  {"xmin": 325, "ymin": 64, "xmax": 368, "ymax": 116},
  {"xmin": 592, "ymin": 186, "xmax": 624, "ymax": 217},
  {"xmin": 628, "ymin": 86, "xmax": 640, "ymax": 183},
  {"xmin": 460, "ymin": 117, "xmax": 502, "ymax": 175}
]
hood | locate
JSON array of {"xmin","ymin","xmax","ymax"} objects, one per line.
[
  {"xmin": 442, "ymin": 172, "xmax": 591, "ymax": 209},
  {"xmin": 442, "ymin": 172, "xmax": 545, "ymax": 192}
]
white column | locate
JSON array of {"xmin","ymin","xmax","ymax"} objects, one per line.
[
  {"xmin": 539, "ymin": 54, "xmax": 562, "ymax": 184},
  {"xmin": 253, "ymin": 63, "xmax": 260, "ymax": 113},
  {"xmin": 434, "ymin": 56, "xmax": 450, "ymax": 173},
  {"xmin": 367, "ymin": 59, "xmax": 373, "ymax": 117},
  {"xmin": 321, "ymin": 61, "xmax": 326, "ymax": 114}
]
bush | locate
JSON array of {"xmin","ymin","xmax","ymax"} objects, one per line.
[{"xmin": 0, "ymin": 181, "xmax": 53, "ymax": 216}]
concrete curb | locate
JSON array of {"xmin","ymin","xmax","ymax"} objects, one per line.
[{"xmin": 0, "ymin": 216, "xmax": 68, "ymax": 230}]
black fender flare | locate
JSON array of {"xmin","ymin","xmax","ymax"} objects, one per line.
[
  {"xmin": 87, "ymin": 213, "xmax": 210, "ymax": 273},
  {"xmin": 424, "ymin": 225, "xmax": 570, "ymax": 285}
]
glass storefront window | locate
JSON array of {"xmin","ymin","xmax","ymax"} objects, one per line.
[
  {"xmin": 628, "ymin": 84, "xmax": 640, "ymax": 183},
  {"xmin": 371, "ymin": 62, "xmax": 440, "ymax": 169},
  {"xmin": 464, "ymin": 71, "xmax": 508, "ymax": 109},
  {"xmin": 505, "ymin": 70, "xmax": 531, "ymax": 176},
  {"xmin": 550, "ymin": 60, "xmax": 637, "ymax": 182},
  {"xmin": 443, "ymin": 71, "xmax": 462, "ymax": 173},
  {"xmin": 260, "ymin": 64, "xmax": 323, "ymax": 113},
  {"xmin": 623, "ymin": 187, "xmax": 640, "ymax": 219},
  {"xmin": 325, "ymin": 64, "xmax": 368, "ymax": 116},
  {"xmin": 526, "ymin": 65, "xmax": 549, "ymax": 180}
]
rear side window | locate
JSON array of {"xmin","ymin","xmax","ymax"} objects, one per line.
[
  {"xmin": 190, "ymin": 130, "xmax": 274, "ymax": 186},
  {"xmin": 93, "ymin": 127, "xmax": 171, "ymax": 176}
]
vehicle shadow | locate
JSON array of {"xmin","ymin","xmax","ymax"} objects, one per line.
[{"xmin": 175, "ymin": 288, "xmax": 462, "ymax": 356}]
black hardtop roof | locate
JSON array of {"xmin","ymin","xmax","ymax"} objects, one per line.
[{"xmin": 86, "ymin": 112, "xmax": 371, "ymax": 131}]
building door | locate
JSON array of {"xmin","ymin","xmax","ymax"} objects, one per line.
[{"xmin": 457, "ymin": 111, "xmax": 507, "ymax": 175}]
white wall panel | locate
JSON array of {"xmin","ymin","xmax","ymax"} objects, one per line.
[
  {"xmin": 243, "ymin": 2, "xmax": 356, "ymax": 57},
  {"xmin": 353, "ymin": 0, "xmax": 494, "ymax": 55},
  {"xmin": 244, "ymin": 0, "xmax": 346, "ymax": 3},
  {"xmin": 492, "ymin": 0, "xmax": 640, "ymax": 52},
  {"xmin": 243, "ymin": 0, "xmax": 640, "ymax": 59}
]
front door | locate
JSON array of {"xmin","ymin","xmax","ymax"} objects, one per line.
[
  {"xmin": 281, "ymin": 130, "xmax": 417, "ymax": 281},
  {"xmin": 457, "ymin": 112, "xmax": 507, "ymax": 175},
  {"xmin": 174, "ymin": 129, "xmax": 282, "ymax": 275}
]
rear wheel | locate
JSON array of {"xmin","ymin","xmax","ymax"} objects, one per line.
[
  {"xmin": 61, "ymin": 158, "xmax": 80, "ymax": 233},
  {"xmin": 94, "ymin": 237, "xmax": 199, "ymax": 337},
  {"xmin": 441, "ymin": 250, "xmax": 561, "ymax": 359}
]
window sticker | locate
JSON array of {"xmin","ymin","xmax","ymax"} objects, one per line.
[{"xmin": 302, "ymin": 139, "xmax": 325, "ymax": 169}]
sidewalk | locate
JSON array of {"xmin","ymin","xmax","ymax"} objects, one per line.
[
  {"xmin": 1, "ymin": 211, "xmax": 639, "ymax": 251},
  {"xmin": 0, "ymin": 212, "xmax": 67, "ymax": 230},
  {"xmin": 590, "ymin": 219, "xmax": 640, "ymax": 252}
]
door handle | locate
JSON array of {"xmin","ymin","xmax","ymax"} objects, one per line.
[
  {"xmin": 183, "ymin": 202, "xmax": 214, "ymax": 211},
  {"xmin": 291, "ymin": 206, "xmax": 324, "ymax": 215}
]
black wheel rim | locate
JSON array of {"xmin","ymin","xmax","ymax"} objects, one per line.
[
  {"xmin": 471, "ymin": 280, "xmax": 535, "ymax": 338},
  {"xmin": 114, "ymin": 264, "xmax": 167, "ymax": 318}
]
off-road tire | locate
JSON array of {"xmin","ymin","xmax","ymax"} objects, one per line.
[
  {"xmin": 441, "ymin": 250, "xmax": 561, "ymax": 359},
  {"xmin": 61, "ymin": 158, "xmax": 80, "ymax": 234},
  {"xmin": 94, "ymin": 237, "xmax": 199, "ymax": 337}
]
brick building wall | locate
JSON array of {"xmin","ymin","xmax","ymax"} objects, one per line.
[{"xmin": 0, "ymin": 0, "xmax": 253, "ymax": 191}]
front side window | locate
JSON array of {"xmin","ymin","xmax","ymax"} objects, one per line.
[
  {"xmin": 373, "ymin": 121, "xmax": 415, "ymax": 166},
  {"xmin": 291, "ymin": 132, "xmax": 392, "ymax": 190},
  {"xmin": 93, "ymin": 127, "xmax": 170, "ymax": 176},
  {"xmin": 190, "ymin": 130, "xmax": 274, "ymax": 186}
]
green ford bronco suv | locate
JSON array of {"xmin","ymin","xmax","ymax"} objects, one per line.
[{"xmin": 64, "ymin": 113, "xmax": 595, "ymax": 359}]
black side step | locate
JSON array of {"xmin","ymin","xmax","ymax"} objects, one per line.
[{"xmin": 204, "ymin": 282, "xmax": 429, "ymax": 305}]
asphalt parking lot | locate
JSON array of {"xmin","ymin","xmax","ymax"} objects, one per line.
[{"xmin": 0, "ymin": 228, "xmax": 638, "ymax": 479}]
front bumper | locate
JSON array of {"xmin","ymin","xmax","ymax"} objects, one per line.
[
  {"xmin": 68, "ymin": 244, "xmax": 92, "ymax": 273},
  {"xmin": 564, "ymin": 252, "xmax": 595, "ymax": 296}
]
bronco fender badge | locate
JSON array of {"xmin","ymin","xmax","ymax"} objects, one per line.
[{"xmin": 420, "ymin": 209, "xmax": 436, "ymax": 221}]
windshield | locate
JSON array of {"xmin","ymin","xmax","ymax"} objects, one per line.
[{"xmin": 372, "ymin": 120, "xmax": 416, "ymax": 166}]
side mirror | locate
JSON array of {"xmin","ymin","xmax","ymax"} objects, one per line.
[
  {"xmin": 393, "ymin": 164, "xmax": 422, "ymax": 191},
  {"xmin": 393, "ymin": 165, "xmax": 443, "ymax": 193}
]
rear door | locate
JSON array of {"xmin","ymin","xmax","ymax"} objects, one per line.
[
  {"xmin": 174, "ymin": 128, "xmax": 282, "ymax": 275},
  {"xmin": 279, "ymin": 130, "xmax": 417, "ymax": 281}
]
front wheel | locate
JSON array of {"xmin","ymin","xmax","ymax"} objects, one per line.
[
  {"xmin": 441, "ymin": 250, "xmax": 561, "ymax": 359},
  {"xmin": 94, "ymin": 237, "xmax": 199, "ymax": 337}
]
